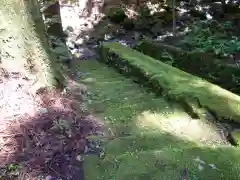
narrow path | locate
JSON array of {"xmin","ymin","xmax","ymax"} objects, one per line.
[
  {"xmin": 76, "ymin": 60, "xmax": 227, "ymax": 145},
  {"xmin": 73, "ymin": 60, "xmax": 240, "ymax": 180}
]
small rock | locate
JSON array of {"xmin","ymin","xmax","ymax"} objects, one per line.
[
  {"xmin": 99, "ymin": 151, "xmax": 105, "ymax": 159},
  {"xmin": 66, "ymin": 41, "xmax": 75, "ymax": 49},
  {"xmin": 75, "ymin": 71, "xmax": 87, "ymax": 78},
  {"xmin": 118, "ymin": 40, "xmax": 129, "ymax": 47},
  {"xmin": 61, "ymin": 87, "xmax": 70, "ymax": 96},
  {"xmin": 104, "ymin": 34, "xmax": 113, "ymax": 41},
  {"xmin": 193, "ymin": 156, "xmax": 206, "ymax": 164},
  {"xmin": 76, "ymin": 155, "xmax": 84, "ymax": 162},
  {"xmin": 38, "ymin": 108, "xmax": 48, "ymax": 114},
  {"xmin": 84, "ymin": 145, "xmax": 88, "ymax": 153},
  {"xmin": 116, "ymin": 28, "xmax": 126, "ymax": 36},
  {"xmin": 208, "ymin": 164, "xmax": 219, "ymax": 170},
  {"xmin": 66, "ymin": 26, "xmax": 74, "ymax": 32},
  {"xmin": 75, "ymin": 38, "xmax": 84, "ymax": 46},
  {"xmin": 45, "ymin": 175, "xmax": 54, "ymax": 180},
  {"xmin": 88, "ymin": 100, "xmax": 92, "ymax": 103},
  {"xmin": 198, "ymin": 164, "xmax": 204, "ymax": 171}
]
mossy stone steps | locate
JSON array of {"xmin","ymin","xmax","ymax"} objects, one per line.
[
  {"xmin": 99, "ymin": 42, "xmax": 240, "ymax": 123},
  {"xmin": 84, "ymin": 135, "xmax": 240, "ymax": 180},
  {"xmin": 76, "ymin": 60, "xmax": 240, "ymax": 180},
  {"xmin": 135, "ymin": 40, "xmax": 240, "ymax": 94},
  {"xmin": 78, "ymin": 61, "xmax": 180, "ymax": 125}
]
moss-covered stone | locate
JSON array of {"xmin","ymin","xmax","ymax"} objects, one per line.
[
  {"xmin": 99, "ymin": 42, "xmax": 240, "ymax": 123},
  {"xmin": 135, "ymin": 40, "xmax": 240, "ymax": 94},
  {"xmin": 230, "ymin": 130, "xmax": 240, "ymax": 145},
  {"xmin": 79, "ymin": 60, "xmax": 240, "ymax": 180},
  {"xmin": 84, "ymin": 132, "xmax": 240, "ymax": 180}
]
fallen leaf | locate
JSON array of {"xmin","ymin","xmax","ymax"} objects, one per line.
[{"xmin": 38, "ymin": 108, "xmax": 48, "ymax": 114}]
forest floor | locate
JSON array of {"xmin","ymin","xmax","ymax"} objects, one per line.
[
  {"xmin": 0, "ymin": 0, "xmax": 239, "ymax": 180},
  {"xmin": 0, "ymin": 62, "xmax": 106, "ymax": 179},
  {"xmin": 75, "ymin": 60, "xmax": 240, "ymax": 180}
]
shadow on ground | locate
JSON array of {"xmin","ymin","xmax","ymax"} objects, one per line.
[{"xmin": 0, "ymin": 86, "xmax": 105, "ymax": 180}]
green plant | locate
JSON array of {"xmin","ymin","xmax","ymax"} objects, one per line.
[
  {"xmin": 107, "ymin": 7, "xmax": 127, "ymax": 24},
  {"xmin": 182, "ymin": 20, "xmax": 240, "ymax": 58},
  {"xmin": 0, "ymin": 163, "xmax": 20, "ymax": 179},
  {"xmin": 161, "ymin": 51, "xmax": 174, "ymax": 65},
  {"xmin": 6, "ymin": 164, "xmax": 19, "ymax": 172},
  {"xmin": 121, "ymin": 18, "xmax": 135, "ymax": 30}
]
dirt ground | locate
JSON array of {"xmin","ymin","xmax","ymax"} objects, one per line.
[{"xmin": 0, "ymin": 67, "xmax": 104, "ymax": 179}]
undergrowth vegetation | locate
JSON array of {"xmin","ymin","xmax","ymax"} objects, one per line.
[{"xmin": 181, "ymin": 20, "xmax": 240, "ymax": 58}]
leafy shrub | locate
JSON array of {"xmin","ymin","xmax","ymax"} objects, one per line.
[
  {"xmin": 106, "ymin": 7, "xmax": 127, "ymax": 24},
  {"xmin": 181, "ymin": 20, "xmax": 240, "ymax": 58},
  {"xmin": 121, "ymin": 18, "xmax": 135, "ymax": 30}
]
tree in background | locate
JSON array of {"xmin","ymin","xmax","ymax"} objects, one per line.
[
  {"xmin": 0, "ymin": 0, "xmax": 63, "ymax": 90},
  {"xmin": 172, "ymin": 0, "xmax": 176, "ymax": 36}
]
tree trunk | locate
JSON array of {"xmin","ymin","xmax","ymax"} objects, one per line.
[
  {"xmin": 0, "ymin": 0, "xmax": 63, "ymax": 90},
  {"xmin": 172, "ymin": 0, "xmax": 176, "ymax": 36},
  {"xmin": 41, "ymin": 0, "xmax": 65, "ymax": 38}
]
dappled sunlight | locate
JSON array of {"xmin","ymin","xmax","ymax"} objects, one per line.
[
  {"xmin": 204, "ymin": 81, "xmax": 240, "ymax": 101},
  {"xmin": 134, "ymin": 41, "xmax": 240, "ymax": 122},
  {"xmin": 60, "ymin": 0, "xmax": 105, "ymax": 43},
  {"xmin": 4, "ymin": 0, "xmax": 238, "ymax": 178},
  {"xmin": 145, "ymin": 1, "xmax": 167, "ymax": 15},
  {"xmin": 186, "ymin": 77, "xmax": 240, "ymax": 117},
  {"xmin": 136, "ymin": 110, "xmax": 228, "ymax": 145},
  {"xmin": 0, "ymin": 8, "xmax": 35, "ymax": 75},
  {"xmin": 0, "ymin": 84, "xmax": 104, "ymax": 179},
  {"xmin": 0, "ymin": 74, "xmax": 41, "ymax": 120},
  {"xmin": 125, "ymin": 6, "xmax": 139, "ymax": 19},
  {"xmin": 206, "ymin": 82, "xmax": 240, "ymax": 104}
]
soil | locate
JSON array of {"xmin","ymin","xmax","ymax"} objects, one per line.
[{"xmin": 0, "ymin": 68, "xmax": 105, "ymax": 180}]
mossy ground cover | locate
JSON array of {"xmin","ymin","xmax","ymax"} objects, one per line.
[
  {"xmin": 135, "ymin": 40, "xmax": 240, "ymax": 94},
  {"xmin": 76, "ymin": 60, "xmax": 240, "ymax": 180},
  {"xmin": 100, "ymin": 42, "xmax": 240, "ymax": 123},
  {"xmin": 76, "ymin": 60, "xmax": 186, "ymax": 135}
]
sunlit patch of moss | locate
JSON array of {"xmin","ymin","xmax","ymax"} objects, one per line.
[
  {"xmin": 100, "ymin": 42, "xmax": 240, "ymax": 123},
  {"xmin": 84, "ymin": 132, "xmax": 240, "ymax": 180},
  {"xmin": 76, "ymin": 60, "xmax": 240, "ymax": 180}
]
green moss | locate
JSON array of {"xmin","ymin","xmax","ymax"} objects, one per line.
[
  {"xmin": 77, "ymin": 60, "xmax": 240, "ymax": 180},
  {"xmin": 76, "ymin": 60, "xmax": 184, "ymax": 131},
  {"xmin": 135, "ymin": 40, "xmax": 240, "ymax": 94},
  {"xmin": 84, "ymin": 133, "xmax": 240, "ymax": 180},
  {"xmin": 99, "ymin": 42, "xmax": 240, "ymax": 123},
  {"xmin": 230, "ymin": 130, "xmax": 240, "ymax": 145}
]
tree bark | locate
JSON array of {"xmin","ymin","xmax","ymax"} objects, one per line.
[
  {"xmin": 41, "ymin": 0, "xmax": 65, "ymax": 38},
  {"xmin": 172, "ymin": 0, "xmax": 176, "ymax": 36},
  {"xmin": 0, "ymin": 0, "xmax": 63, "ymax": 90}
]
